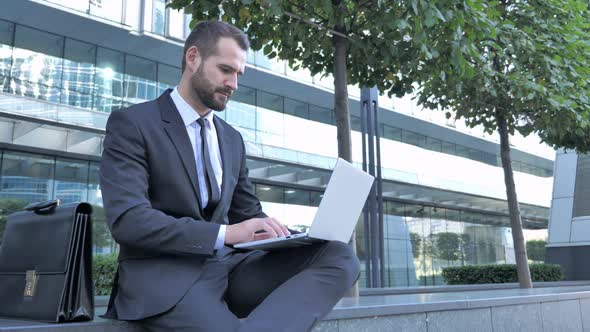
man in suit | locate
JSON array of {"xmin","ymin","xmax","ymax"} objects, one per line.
[{"xmin": 100, "ymin": 20, "xmax": 360, "ymax": 331}]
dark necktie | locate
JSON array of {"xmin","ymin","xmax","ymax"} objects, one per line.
[{"xmin": 197, "ymin": 118, "xmax": 220, "ymax": 214}]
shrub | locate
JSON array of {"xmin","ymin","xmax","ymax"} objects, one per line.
[
  {"xmin": 442, "ymin": 264, "xmax": 563, "ymax": 285},
  {"xmin": 93, "ymin": 253, "xmax": 118, "ymax": 295}
]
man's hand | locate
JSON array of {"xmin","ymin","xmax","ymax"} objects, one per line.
[{"xmin": 225, "ymin": 217, "xmax": 290, "ymax": 245}]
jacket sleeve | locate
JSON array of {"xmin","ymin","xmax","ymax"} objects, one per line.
[
  {"xmin": 100, "ymin": 109, "xmax": 220, "ymax": 257},
  {"xmin": 227, "ymin": 133, "xmax": 267, "ymax": 224}
]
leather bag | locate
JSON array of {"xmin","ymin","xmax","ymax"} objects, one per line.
[{"xmin": 0, "ymin": 200, "xmax": 94, "ymax": 322}]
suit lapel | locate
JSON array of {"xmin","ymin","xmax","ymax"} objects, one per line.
[
  {"xmin": 158, "ymin": 90, "xmax": 204, "ymax": 212},
  {"xmin": 211, "ymin": 116, "xmax": 233, "ymax": 223}
]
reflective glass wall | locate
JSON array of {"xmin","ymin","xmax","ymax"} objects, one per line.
[
  {"xmin": 0, "ymin": 19, "xmax": 179, "ymax": 114},
  {"xmin": 0, "ymin": 147, "xmax": 547, "ymax": 288},
  {"xmin": 0, "ymin": 18, "xmax": 551, "ymax": 177},
  {"xmin": 373, "ymin": 201, "xmax": 514, "ymax": 287}
]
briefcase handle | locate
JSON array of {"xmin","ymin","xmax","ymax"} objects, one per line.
[{"xmin": 23, "ymin": 199, "xmax": 61, "ymax": 213}]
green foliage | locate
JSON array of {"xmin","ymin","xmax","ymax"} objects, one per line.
[
  {"xmin": 414, "ymin": 0, "xmax": 590, "ymax": 152},
  {"xmin": 409, "ymin": 232, "xmax": 422, "ymax": 258},
  {"xmin": 526, "ymin": 240, "xmax": 547, "ymax": 262},
  {"xmin": 167, "ymin": 0, "xmax": 456, "ymax": 98},
  {"xmin": 442, "ymin": 264, "xmax": 563, "ymax": 285},
  {"xmin": 93, "ymin": 253, "xmax": 118, "ymax": 296},
  {"xmin": 433, "ymin": 232, "xmax": 461, "ymax": 261}
]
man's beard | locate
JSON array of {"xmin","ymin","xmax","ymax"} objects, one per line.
[{"xmin": 190, "ymin": 64, "xmax": 233, "ymax": 112}]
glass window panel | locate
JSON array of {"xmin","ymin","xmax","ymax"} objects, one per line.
[
  {"xmin": 226, "ymin": 100, "xmax": 256, "ymax": 130},
  {"xmin": 13, "ymin": 81, "xmax": 61, "ymax": 103},
  {"xmin": 14, "ymin": 25, "xmax": 63, "ymax": 59},
  {"xmin": 309, "ymin": 105, "xmax": 333, "ymax": 125},
  {"xmin": 426, "ymin": 137, "xmax": 442, "ymax": 152},
  {"xmin": 233, "ymin": 85, "xmax": 255, "ymax": 106},
  {"xmin": 54, "ymin": 158, "xmax": 89, "ymax": 204},
  {"xmin": 11, "ymin": 25, "xmax": 64, "ymax": 95},
  {"xmin": 254, "ymin": 50, "xmax": 273, "ymax": 70},
  {"xmin": 573, "ymin": 154, "xmax": 590, "ymax": 217},
  {"xmin": 255, "ymin": 184, "xmax": 283, "ymax": 203},
  {"xmin": 124, "ymin": 0, "xmax": 142, "ymax": 30},
  {"xmin": 310, "ymin": 191, "xmax": 322, "ymax": 207},
  {"xmin": 46, "ymin": 0, "xmax": 89, "ymax": 12},
  {"xmin": 441, "ymin": 141, "xmax": 455, "ymax": 155},
  {"xmin": 168, "ymin": 8, "xmax": 185, "ymax": 39},
  {"xmin": 257, "ymin": 90, "xmax": 283, "ymax": 113},
  {"xmin": 61, "ymin": 90, "xmax": 94, "ymax": 109},
  {"xmin": 124, "ymin": 55, "xmax": 157, "ymax": 104},
  {"xmin": 455, "ymin": 144, "xmax": 469, "ymax": 158},
  {"xmin": 256, "ymin": 106, "xmax": 283, "ymax": 135},
  {"xmin": 0, "ymin": 151, "xmax": 54, "ymax": 204},
  {"xmin": 89, "ymin": 0, "xmax": 124, "ymax": 23},
  {"xmin": 402, "ymin": 131, "xmax": 423, "ymax": 147},
  {"xmin": 284, "ymin": 188, "xmax": 310, "ymax": 206},
  {"xmin": 95, "ymin": 96, "xmax": 123, "ymax": 113},
  {"xmin": 184, "ymin": 14, "xmax": 192, "ymax": 39},
  {"xmin": 284, "ymin": 98, "xmax": 308, "ymax": 119},
  {"xmin": 63, "ymin": 38, "xmax": 96, "ymax": 96},
  {"xmin": 0, "ymin": 21, "xmax": 14, "ymax": 92},
  {"xmin": 350, "ymin": 115, "xmax": 361, "ymax": 132},
  {"xmin": 157, "ymin": 63, "xmax": 180, "ymax": 94},
  {"xmin": 95, "ymin": 47, "xmax": 124, "ymax": 101},
  {"xmin": 383, "ymin": 125, "xmax": 402, "ymax": 141},
  {"xmin": 152, "ymin": 0, "xmax": 166, "ymax": 35},
  {"xmin": 87, "ymin": 162, "xmax": 102, "ymax": 205},
  {"xmin": 385, "ymin": 200, "xmax": 405, "ymax": 216}
]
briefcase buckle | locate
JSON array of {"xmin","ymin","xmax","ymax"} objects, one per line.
[{"xmin": 24, "ymin": 270, "xmax": 39, "ymax": 298}]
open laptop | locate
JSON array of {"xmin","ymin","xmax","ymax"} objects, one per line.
[{"xmin": 234, "ymin": 158, "xmax": 375, "ymax": 251}]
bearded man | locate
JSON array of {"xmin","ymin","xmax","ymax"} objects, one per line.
[{"xmin": 100, "ymin": 20, "xmax": 360, "ymax": 332}]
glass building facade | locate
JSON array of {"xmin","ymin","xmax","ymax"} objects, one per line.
[{"xmin": 0, "ymin": 0, "xmax": 553, "ymax": 289}]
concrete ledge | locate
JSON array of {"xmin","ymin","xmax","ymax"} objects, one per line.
[
  {"xmin": 359, "ymin": 280, "xmax": 590, "ymax": 296},
  {"xmin": 3, "ymin": 285, "xmax": 590, "ymax": 331}
]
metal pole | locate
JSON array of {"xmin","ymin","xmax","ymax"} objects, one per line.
[
  {"xmin": 374, "ymin": 99, "xmax": 385, "ymax": 287},
  {"xmin": 362, "ymin": 87, "xmax": 380, "ymax": 288},
  {"xmin": 360, "ymin": 95, "xmax": 371, "ymax": 288}
]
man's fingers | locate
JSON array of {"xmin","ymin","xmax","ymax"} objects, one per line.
[
  {"xmin": 253, "ymin": 232, "xmax": 273, "ymax": 241},
  {"xmin": 265, "ymin": 218, "xmax": 288, "ymax": 237},
  {"xmin": 260, "ymin": 220, "xmax": 278, "ymax": 238},
  {"xmin": 270, "ymin": 218, "xmax": 290, "ymax": 237}
]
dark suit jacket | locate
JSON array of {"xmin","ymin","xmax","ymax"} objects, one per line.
[{"xmin": 100, "ymin": 89, "xmax": 266, "ymax": 320}]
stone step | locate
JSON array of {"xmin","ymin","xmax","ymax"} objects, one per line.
[{"xmin": 2, "ymin": 285, "xmax": 590, "ymax": 331}]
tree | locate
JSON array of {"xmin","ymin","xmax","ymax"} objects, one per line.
[
  {"xmin": 433, "ymin": 232, "xmax": 461, "ymax": 262},
  {"xmin": 168, "ymin": 0, "xmax": 454, "ymax": 294},
  {"xmin": 413, "ymin": 0, "xmax": 590, "ymax": 288}
]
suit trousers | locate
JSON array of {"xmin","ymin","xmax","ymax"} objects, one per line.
[{"xmin": 134, "ymin": 240, "xmax": 360, "ymax": 332}]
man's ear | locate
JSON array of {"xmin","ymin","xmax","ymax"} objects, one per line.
[{"xmin": 185, "ymin": 46, "xmax": 202, "ymax": 72}]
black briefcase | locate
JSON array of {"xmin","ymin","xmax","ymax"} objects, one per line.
[{"xmin": 0, "ymin": 200, "xmax": 94, "ymax": 322}]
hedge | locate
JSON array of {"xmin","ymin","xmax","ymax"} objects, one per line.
[
  {"xmin": 441, "ymin": 264, "xmax": 563, "ymax": 285},
  {"xmin": 93, "ymin": 253, "xmax": 118, "ymax": 295}
]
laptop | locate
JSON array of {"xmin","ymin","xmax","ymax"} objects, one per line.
[{"xmin": 233, "ymin": 158, "xmax": 375, "ymax": 251}]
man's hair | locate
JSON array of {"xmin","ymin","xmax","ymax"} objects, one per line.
[{"xmin": 181, "ymin": 21, "xmax": 250, "ymax": 73}]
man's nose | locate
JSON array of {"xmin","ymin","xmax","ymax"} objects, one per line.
[{"xmin": 225, "ymin": 74, "xmax": 238, "ymax": 91}]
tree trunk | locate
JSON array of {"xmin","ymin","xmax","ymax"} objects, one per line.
[
  {"xmin": 333, "ymin": 29, "xmax": 358, "ymax": 297},
  {"xmin": 496, "ymin": 111, "xmax": 533, "ymax": 288}
]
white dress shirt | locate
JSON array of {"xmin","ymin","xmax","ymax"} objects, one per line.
[{"xmin": 170, "ymin": 88, "xmax": 226, "ymax": 249}]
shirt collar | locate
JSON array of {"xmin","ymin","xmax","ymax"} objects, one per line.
[{"xmin": 170, "ymin": 87, "xmax": 215, "ymax": 127}]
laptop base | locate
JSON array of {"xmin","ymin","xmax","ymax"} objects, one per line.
[{"xmin": 233, "ymin": 233, "xmax": 325, "ymax": 251}]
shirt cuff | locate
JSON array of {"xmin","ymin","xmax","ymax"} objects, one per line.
[{"xmin": 214, "ymin": 224, "xmax": 226, "ymax": 249}]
